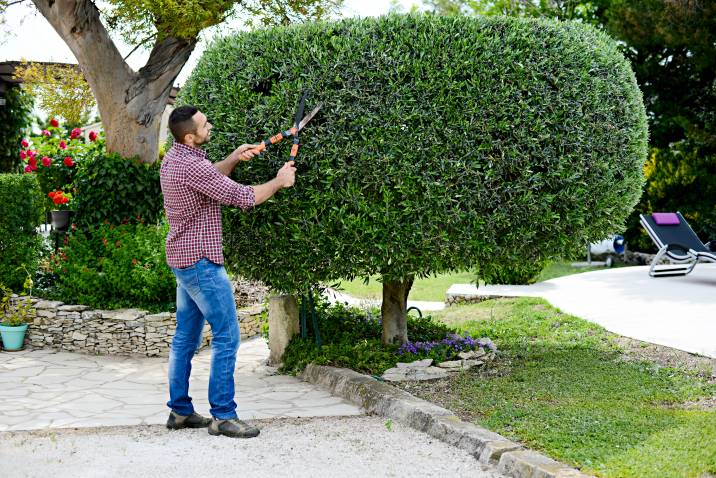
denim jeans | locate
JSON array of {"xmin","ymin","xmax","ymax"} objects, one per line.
[{"xmin": 168, "ymin": 258, "xmax": 240, "ymax": 420}]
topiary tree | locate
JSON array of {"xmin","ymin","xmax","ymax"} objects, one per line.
[{"xmin": 178, "ymin": 14, "xmax": 648, "ymax": 344}]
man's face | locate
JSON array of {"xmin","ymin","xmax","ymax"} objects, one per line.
[{"xmin": 190, "ymin": 111, "xmax": 213, "ymax": 146}]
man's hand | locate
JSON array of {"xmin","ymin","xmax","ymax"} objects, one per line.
[
  {"xmin": 235, "ymin": 144, "xmax": 260, "ymax": 161},
  {"xmin": 276, "ymin": 161, "xmax": 296, "ymax": 188}
]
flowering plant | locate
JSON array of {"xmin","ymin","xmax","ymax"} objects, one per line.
[
  {"xmin": 47, "ymin": 189, "xmax": 75, "ymax": 211},
  {"xmin": 19, "ymin": 117, "xmax": 103, "ymax": 210},
  {"xmin": 397, "ymin": 333, "xmax": 497, "ymax": 362}
]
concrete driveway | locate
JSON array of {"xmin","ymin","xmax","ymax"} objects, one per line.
[{"xmin": 448, "ymin": 263, "xmax": 716, "ymax": 358}]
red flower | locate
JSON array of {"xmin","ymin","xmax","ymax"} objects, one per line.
[
  {"xmin": 50, "ymin": 118, "xmax": 59, "ymax": 127},
  {"xmin": 42, "ymin": 129, "xmax": 51, "ymax": 137},
  {"xmin": 59, "ymin": 140, "xmax": 67, "ymax": 149},
  {"xmin": 21, "ymin": 139, "xmax": 29, "ymax": 148},
  {"xmin": 70, "ymin": 128, "xmax": 82, "ymax": 139},
  {"xmin": 61, "ymin": 196, "xmax": 69, "ymax": 204},
  {"xmin": 28, "ymin": 150, "xmax": 36, "ymax": 158},
  {"xmin": 28, "ymin": 156, "xmax": 37, "ymax": 168},
  {"xmin": 19, "ymin": 150, "xmax": 26, "ymax": 160},
  {"xmin": 24, "ymin": 165, "xmax": 32, "ymax": 173},
  {"xmin": 53, "ymin": 196, "xmax": 62, "ymax": 205},
  {"xmin": 48, "ymin": 191, "xmax": 56, "ymax": 198},
  {"xmin": 89, "ymin": 131, "xmax": 98, "ymax": 142},
  {"xmin": 41, "ymin": 156, "xmax": 52, "ymax": 167},
  {"xmin": 63, "ymin": 157, "xmax": 74, "ymax": 167},
  {"xmin": 132, "ymin": 258, "xmax": 138, "ymax": 266}
]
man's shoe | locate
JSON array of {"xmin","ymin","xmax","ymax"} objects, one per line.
[
  {"xmin": 166, "ymin": 411, "xmax": 212, "ymax": 430},
  {"xmin": 208, "ymin": 418, "xmax": 260, "ymax": 438}
]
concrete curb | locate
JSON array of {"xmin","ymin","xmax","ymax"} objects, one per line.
[{"xmin": 301, "ymin": 364, "xmax": 595, "ymax": 478}]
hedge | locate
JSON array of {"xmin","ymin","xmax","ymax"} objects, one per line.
[
  {"xmin": 0, "ymin": 173, "xmax": 43, "ymax": 290},
  {"xmin": 179, "ymin": 13, "xmax": 648, "ymax": 290}
]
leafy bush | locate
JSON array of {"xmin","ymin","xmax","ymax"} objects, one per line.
[
  {"xmin": 19, "ymin": 118, "xmax": 99, "ymax": 208},
  {"xmin": 47, "ymin": 222, "xmax": 175, "ymax": 311},
  {"xmin": 280, "ymin": 300, "xmax": 491, "ymax": 375},
  {"xmin": 0, "ymin": 88, "xmax": 33, "ymax": 173},
  {"xmin": 180, "ymin": 13, "xmax": 648, "ymax": 292},
  {"xmin": 0, "ymin": 174, "xmax": 43, "ymax": 290},
  {"xmin": 624, "ymin": 142, "xmax": 716, "ymax": 251},
  {"xmin": 72, "ymin": 150, "xmax": 164, "ymax": 228}
]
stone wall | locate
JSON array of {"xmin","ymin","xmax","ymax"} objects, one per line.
[{"xmin": 6, "ymin": 295, "xmax": 264, "ymax": 357}]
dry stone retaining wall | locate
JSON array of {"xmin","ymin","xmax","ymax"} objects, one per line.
[{"xmin": 7, "ymin": 295, "xmax": 264, "ymax": 357}]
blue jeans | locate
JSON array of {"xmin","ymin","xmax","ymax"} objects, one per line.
[{"xmin": 168, "ymin": 258, "xmax": 240, "ymax": 420}]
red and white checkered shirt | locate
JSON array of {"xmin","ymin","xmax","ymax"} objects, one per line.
[{"xmin": 160, "ymin": 142, "xmax": 255, "ymax": 268}]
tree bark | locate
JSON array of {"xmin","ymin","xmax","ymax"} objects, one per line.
[
  {"xmin": 30, "ymin": 0, "xmax": 197, "ymax": 163},
  {"xmin": 381, "ymin": 277, "xmax": 414, "ymax": 345}
]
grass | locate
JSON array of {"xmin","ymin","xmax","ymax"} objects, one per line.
[
  {"xmin": 415, "ymin": 298, "xmax": 716, "ymax": 478},
  {"xmin": 332, "ymin": 262, "xmax": 614, "ymax": 301}
]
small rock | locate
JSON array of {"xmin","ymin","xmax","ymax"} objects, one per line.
[
  {"xmin": 437, "ymin": 360, "xmax": 463, "ymax": 369},
  {"xmin": 461, "ymin": 359, "xmax": 485, "ymax": 369},
  {"xmin": 396, "ymin": 358, "xmax": 433, "ymax": 369}
]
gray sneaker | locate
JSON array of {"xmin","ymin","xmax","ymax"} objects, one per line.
[
  {"xmin": 208, "ymin": 418, "xmax": 260, "ymax": 438},
  {"xmin": 166, "ymin": 411, "xmax": 212, "ymax": 430}
]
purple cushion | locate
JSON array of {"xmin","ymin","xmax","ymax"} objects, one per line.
[{"xmin": 652, "ymin": 212, "xmax": 680, "ymax": 226}]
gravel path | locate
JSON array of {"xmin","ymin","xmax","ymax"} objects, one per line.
[{"xmin": 1, "ymin": 416, "xmax": 506, "ymax": 478}]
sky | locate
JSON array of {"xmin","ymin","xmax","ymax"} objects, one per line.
[{"xmin": 1, "ymin": 0, "xmax": 423, "ymax": 86}]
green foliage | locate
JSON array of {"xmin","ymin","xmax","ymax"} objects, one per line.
[
  {"xmin": 180, "ymin": 14, "xmax": 648, "ymax": 289},
  {"xmin": 47, "ymin": 222, "xmax": 175, "ymax": 311},
  {"xmin": 605, "ymin": 0, "xmax": 716, "ymax": 150},
  {"xmin": 0, "ymin": 174, "xmax": 43, "ymax": 290},
  {"xmin": 280, "ymin": 300, "xmax": 478, "ymax": 375},
  {"xmin": 72, "ymin": 151, "xmax": 164, "ymax": 228},
  {"xmin": 624, "ymin": 143, "xmax": 716, "ymax": 251},
  {"xmin": 0, "ymin": 87, "xmax": 34, "ymax": 173}
]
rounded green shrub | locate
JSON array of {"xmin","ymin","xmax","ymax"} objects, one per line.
[{"xmin": 179, "ymin": 14, "xmax": 647, "ymax": 291}]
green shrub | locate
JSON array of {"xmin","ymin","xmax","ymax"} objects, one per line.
[
  {"xmin": 72, "ymin": 151, "xmax": 164, "ymax": 228},
  {"xmin": 280, "ymin": 300, "xmax": 489, "ymax": 375},
  {"xmin": 0, "ymin": 174, "xmax": 43, "ymax": 290},
  {"xmin": 0, "ymin": 88, "xmax": 33, "ymax": 173},
  {"xmin": 624, "ymin": 142, "xmax": 716, "ymax": 251},
  {"xmin": 180, "ymin": 14, "xmax": 647, "ymax": 292},
  {"xmin": 48, "ymin": 222, "xmax": 175, "ymax": 311}
]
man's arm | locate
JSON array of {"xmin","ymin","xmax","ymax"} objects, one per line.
[
  {"xmin": 252, "ymin": 161, "xmax": 297, "ymax": 205},
  {"xmin": 214, "ymin": 144, "xmax": 259, "ymax": 176}
]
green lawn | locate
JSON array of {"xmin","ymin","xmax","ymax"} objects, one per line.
[
  {"xmin": 332, "ymin": 262, "xmax": 612, "ymax": 302},
  {"xmin": 418, "ymin": 298, "xmax": 716, "ymax": 478}
]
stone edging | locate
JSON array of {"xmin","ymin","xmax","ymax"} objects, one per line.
[{"xmin": 301, "ymin": 364, "xmax": 595, "ymax": 478}]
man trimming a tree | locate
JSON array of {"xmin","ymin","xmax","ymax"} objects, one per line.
[{"xmin": 160, "ymin": 105, "xmax": 296, "ymax": 438}]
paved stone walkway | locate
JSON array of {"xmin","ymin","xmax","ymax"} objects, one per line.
[{"xmin": 0, "ymin": 337, "xmax": 362, "ymax": 432}]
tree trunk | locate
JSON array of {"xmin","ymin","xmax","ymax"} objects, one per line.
[
  {"xmin": 381, "ymin": 277, "xmax": 414, "ymax": 345},
  {"xmin": 31, "ymin": 0, "xmax": 197, "ymax": 163}
]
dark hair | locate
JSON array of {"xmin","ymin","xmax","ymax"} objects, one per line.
[{"xmin": 169, "ymin": 105, "xmax": 199, "ymax": 143}]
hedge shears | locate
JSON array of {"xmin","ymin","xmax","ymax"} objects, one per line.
[{"xmin": 249, "ymin": 91, "xmax": 322, "ymax": 162}]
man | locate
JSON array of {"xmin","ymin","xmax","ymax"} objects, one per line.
[{"xmin": 160, "ymin": 105, "xmax": 296, "ymax": 438}]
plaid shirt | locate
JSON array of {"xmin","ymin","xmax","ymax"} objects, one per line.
[{"xmin": 160, "ymin": 142, "xmax": 255, "ymax": 268}]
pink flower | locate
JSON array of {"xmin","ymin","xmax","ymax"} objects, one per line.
[
  {"xmin": 19, "ymin": 150, "xmax": 26, "ymax": 160},
  {"xmin": 24, "ymin": 165, "xmax": 32, "ymax": 173},
  {"xmin": 41, "ymin": 156, "xmax": 51, "ymax": 167},
  {"xmin": 59, "ymin": 140, "xmax": 67, "ymax": 149},
  {"xmin": 28, "ymin": 150, "xmax": 36, "ymax": 158},
  {"xmin": 89, "ymin": 131, "xmax": 98, "ymax": 142},
  {"xmin": 42, "ymin": 129, "xmax": 51, "ymax": 137},
  {"xmin": 28, "ymin": 156, "xmax": 37, "ymax": 168},
  {"xmin": 70, "ymin": 128, "xmax": 82, "ymax": 139},
  {"xmin": 21, "ymin": 139, "xmax": 29, "ymax": 148},
  {"xmin": 63, "ymin": 156, "xmax": 74, "ymax": 167},
  {"xmin": 50, "ymin": 118, "xmax": 59, "ymax": 128}
]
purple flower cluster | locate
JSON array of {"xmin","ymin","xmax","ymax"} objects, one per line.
[{"xmin": 397, "ymin": 333, "xmax": 497, "ymax": 356}]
